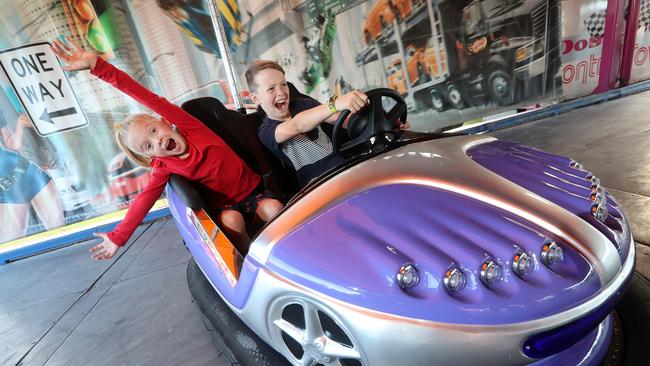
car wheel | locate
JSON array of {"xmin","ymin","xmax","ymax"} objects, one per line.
[
  {"xmin": 430, "ymin": 87, "xmax": 446, "ymax": 112},
  {"xmin": 615, "ymin": 271, "xmax": 650, "ymax": 365},
  {"xmin": 487, "ymin": 68, "xmax": 515, "ymax": 106},
  {"xmin": 268, "ymin": 296, "xmax": 364, "ymax": 366},
  {"xmin": 446, "ymin": 82, "xmax": 465, "ymax": 109},
  {"xmin": 186, "ymin": 258, "xmax": 290, "ymax": 366}
]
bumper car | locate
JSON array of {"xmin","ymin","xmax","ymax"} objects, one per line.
[{"xmin": 166, "ymin": 88, "xmax": 635, "ymax": 366}]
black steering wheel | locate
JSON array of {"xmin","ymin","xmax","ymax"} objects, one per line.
[{"xmin": 331, "ymin": 88, "xmax": 407, "ymax": 153}]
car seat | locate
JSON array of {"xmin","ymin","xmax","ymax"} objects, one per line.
[
  {"xmin": 168, "ymin": 82, "xmax": 325, "ymax": 209},
  {"xmin": 180, "ymin": 97, "xmax": 300, "ymax": 199},
  {"xmin": 285, "ymin": 82, "xmax": 334, "ymax": 139}
]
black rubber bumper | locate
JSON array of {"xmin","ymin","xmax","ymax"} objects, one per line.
[
  {"xmin": 186, "ymin": 258, "xmax": 290, "ymax": 366},
  {"xmin": 615, "ymin": 271, "xmax": 650, "ymax": 366}
]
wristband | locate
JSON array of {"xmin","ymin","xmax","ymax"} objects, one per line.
[{"xmin": 327, "ymin": 95, "xmax": 338, "ymax": 113}]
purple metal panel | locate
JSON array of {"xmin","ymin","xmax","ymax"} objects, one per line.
[
  {"xmin": 266, "ymin": 184, "xmax": 601, "ymax": 325},
  {"xmin": 468, "ymin": 140, "xmax": 629, "ymax": 258},
  {"xmin": 165, "ymin": 185, "xmax": 260, "ymax": 309}
]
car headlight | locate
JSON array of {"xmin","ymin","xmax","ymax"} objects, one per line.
[
  {"xmin": 480, "ymin": 258, "xmax": 503, "ymax": 286},
  {"xmin": 569, "ymin": 159, "xmax": 584, "ymax": 170},
  {"xmin": 591, "ymin": 202, "xmax": 609, "ymax": 222},
  {"xmin": 443, "ymin": 267, "xmax": 466, "ymax": 293},
  {"xmin": 590, "ymin": 191, "xmax": 606, "ymax": 205},
  {"xmin": 541, "ymin": 239, "xmax": 564, "ymax": 266},
  {"xmin": 586, "ymin": 174, "xmax": 600, "ymax": 186},
  {"xmin": 396, "ymin": 263, "xmax": 420, "ymax": 289},
  {"xmin": 512, "ymin": 251, "xmax": 534, "ymax": 278}
]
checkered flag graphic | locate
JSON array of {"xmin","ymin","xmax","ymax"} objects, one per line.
[
  {"xmin": 639, "ymin": 0, "xmax": 650, "ymax": 30},
  {"xmin": 584, "ymin": 11, "xmax": 606, "ymax": 38}
]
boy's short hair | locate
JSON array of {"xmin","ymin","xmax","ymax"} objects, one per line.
[{"xmin": 245, "ymin": 60, "xmax": 285, "ymax": 91}]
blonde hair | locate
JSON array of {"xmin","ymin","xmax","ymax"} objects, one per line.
[
  {"xmin": 245, "ymin": 60, "xmax": 285, "ymax": 91},
  {"xmin": 114, "ymin": 113, "xmax": 154, "ymax": 168}
]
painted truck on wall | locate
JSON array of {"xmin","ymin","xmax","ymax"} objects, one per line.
[{"xmin": 360, "ymin": 0, "xmax": 559, "ymax": 112}]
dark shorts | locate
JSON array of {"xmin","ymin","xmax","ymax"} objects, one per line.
[
  {"xmin": 223, "ymin": 182, "xmax": 276, "ymax": 224},
  {"xmin": 0, "ymin": 148, "xmax": 51, "ymax": 204}
]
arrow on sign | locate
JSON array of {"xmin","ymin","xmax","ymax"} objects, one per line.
[{"xmin": 40, "ymin": 107, "xmax": 77, "ymax": 124}]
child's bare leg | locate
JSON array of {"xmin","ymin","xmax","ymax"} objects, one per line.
[
  {"xmin": 255, "ymin": 198, "xmax": 283, "ymax": 222},
  {"xmin": 219, "ymin": 209, "xmax": 250, "ymax": 254}
]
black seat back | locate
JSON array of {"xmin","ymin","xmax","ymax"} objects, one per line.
[
  {"xmin": 180, "ymin": 97, "xmax": 299, "ymax": 200},
  {"xmin": 288, "ymin": 82, "xmax": 312, "ymax": 101},
  {"xmin": 287, "ymin": 82, "xmax": 333, "ymax": 138}
]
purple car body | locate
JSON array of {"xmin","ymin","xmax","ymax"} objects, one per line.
[{"xmin": 166, "ymin": 135, "xmax": 635, "ymax": 366}]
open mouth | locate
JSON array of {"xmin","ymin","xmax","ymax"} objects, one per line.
[
  {"xmin": 166, "ymin": 138, "xmax": 177, "ymax": 151},
  {"xmin": 274, "ymin": 100, "xmax": 287, "ymax": 110}
]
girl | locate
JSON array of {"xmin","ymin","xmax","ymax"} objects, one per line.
[{"xmin": 51, "ymin": 37, "xmax": 282, "ymax": 260}]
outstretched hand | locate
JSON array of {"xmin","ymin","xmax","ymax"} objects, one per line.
[
  {"xmin": 51, "ymin": 36, "xmax": 98, "ymax": 71},
  {"xmin": 90, "ymin": 232, "xmax": 120, "ymax": 261}
]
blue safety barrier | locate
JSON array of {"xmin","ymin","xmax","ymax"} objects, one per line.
[{"xmin": 0, "ymin": 207, "xmax": 170, "ymax": 264}]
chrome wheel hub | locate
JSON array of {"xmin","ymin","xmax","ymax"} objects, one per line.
[{"xmin": 269, "ymin": 297, "xmax": 363, "ymax": 366}]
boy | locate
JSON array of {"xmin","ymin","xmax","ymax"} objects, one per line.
[{"xmin": 246, "ymin": 60, "xmax": 369, "ymax": 187}]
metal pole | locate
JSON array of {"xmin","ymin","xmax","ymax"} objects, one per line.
[
  {"xmin": 541, "ymin": 0, "xmax": 550, "ymax": 96},
  {"xmin": 374, "ymin": 43, "xmax": 389, "ymax": 86},
  {"xmin": 393, "ymin": 18, "xmax": 414, "ymax": 107},
  {"xmin": 426, "ymin": 0, "xmax": 444, "ymax": 82},
  {"xmin": 207, "ymin": 0, "xmax": 244, "ymax": 112}
]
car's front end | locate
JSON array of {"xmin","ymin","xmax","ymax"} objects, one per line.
[{"xmin": 235, "ymin": 135, "xmax": 634, "ymax": 366}]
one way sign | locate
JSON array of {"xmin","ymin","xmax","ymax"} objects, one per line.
[{"xmin": 0, "ymin": 42, "xmax": 88, "ymax": 136}]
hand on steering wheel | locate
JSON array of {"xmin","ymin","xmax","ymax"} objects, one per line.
[
  {"xmin": 334, "ymin": 90, "xmax": 368, "ymax": 114},
  {"xmin": 331, "ymin": 88, "xmax": 407, "ymax": 153}
]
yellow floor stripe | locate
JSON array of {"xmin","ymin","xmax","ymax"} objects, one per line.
[{"xmin": 0, "ymin": 199, "xmax": 169, "ymax": 254}]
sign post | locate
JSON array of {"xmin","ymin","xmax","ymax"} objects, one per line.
[{"xmin": 0, "ymin": 42, "xmax": 88, "ymax": 136}]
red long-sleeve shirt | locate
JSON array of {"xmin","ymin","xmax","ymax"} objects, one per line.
[{"xmin": 91, "ymin": 58, "xmax": 260, "ymax": 246}]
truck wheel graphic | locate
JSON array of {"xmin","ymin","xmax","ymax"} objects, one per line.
[
  {"xmin": 446, "ymin": 83, "xmax": 465, "ymax": 109},
  {"xmin": 430, "ymin": 88, "xmax": 446, "ymax": 112},
  {"xmin": 487, "ymin": 69, "xmax": 514, "ymax": 106},
  {"xmin": 417, "ymin": 63, "xmax": 430, "ymax": 84}
]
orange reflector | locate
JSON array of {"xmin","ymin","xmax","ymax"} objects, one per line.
[{"xmin": 190, "ymin": 209, "xmax": 243, "ymax": 287}]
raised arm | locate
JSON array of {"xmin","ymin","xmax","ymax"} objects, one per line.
[
  {"xmin": 108, "ymin": 169, "xmax": 168, "ymax": 246},
  {"xmin": 274, "ymin": 90, "xmax": 368, "ymax": 144},
  {"xmin": 90, "ymin": 168, "xmax": 169, "ymax": 260},
  {"xmin": 51, "ymin": 37, "xmax": 201, "ymax": 131}
]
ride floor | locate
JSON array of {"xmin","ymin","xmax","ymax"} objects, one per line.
[{"xmin": 1, "ymin": 90, "xmax": 649, "ymax": 366}]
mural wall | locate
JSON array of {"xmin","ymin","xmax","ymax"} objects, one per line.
[
  {"xmin": 560, "ymin": 0, "xmax": 608, "ymax": 98},
  {"xmin": 0, "ymin": 0, "xmax": 232, "ymax": 244},
  {"xmin": 232, "ymin": 0, "xmax": 563, "ymax": 132},
  {"xmin": 630, "ymin": 0, "xmax": 650, "ymax": 83},
  {"xmin": 1, "ymin": 0, "xmax": 647, "ymax": 244}
]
